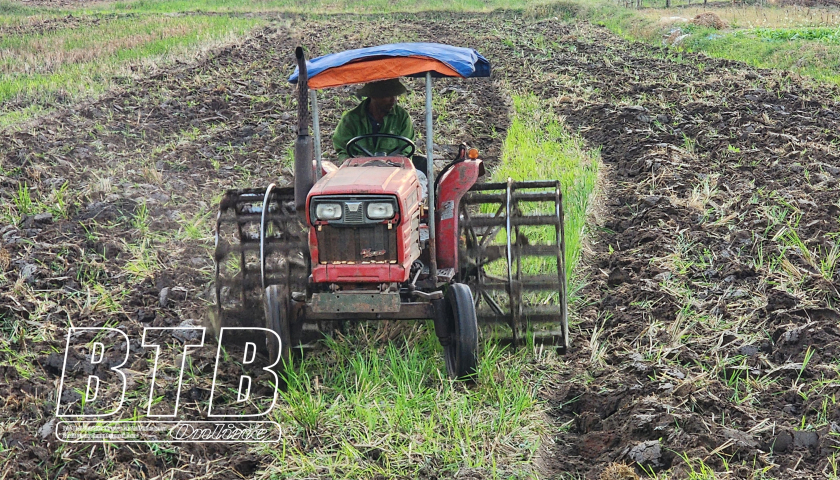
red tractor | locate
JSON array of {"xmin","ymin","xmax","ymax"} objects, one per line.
[{"xmin": 211, "ymin": 43, "xmax": 568, "ymax": 380}]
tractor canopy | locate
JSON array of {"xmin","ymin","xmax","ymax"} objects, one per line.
[{"xmin": 287, "ymin": 42, "xmax": 491, "ymax": 89}]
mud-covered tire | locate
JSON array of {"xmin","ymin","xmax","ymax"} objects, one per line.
[
  {"xmin": 264, "ymin": 284, "xmax": 291, "ymax": 372},
  {"xmin": 443, "ymin": 283, "xmax": 479, "ymax": 380}
]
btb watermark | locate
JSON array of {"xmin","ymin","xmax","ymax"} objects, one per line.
[{"xmin": 53, "ymin": 327, "xmax": 283, "ymax": 443}]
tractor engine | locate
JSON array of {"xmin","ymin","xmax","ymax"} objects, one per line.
[{"xmin": 306, "ymin": 157, "xmax": 423, "ymax": 285}]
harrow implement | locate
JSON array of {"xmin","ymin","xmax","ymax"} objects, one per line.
[
  {"xmin": 458, "ymin": 179, "xmax": 569, "ymax": 350},
  {"xmin": 210, "ymin": 186, "xmax": 309, "ymax": 354}
]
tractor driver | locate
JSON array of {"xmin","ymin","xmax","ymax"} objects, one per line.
[
  {"xmin": 332, "ymin": 78, "xmax": 428, "ymax": 197},
  {"xmin": 332, "ymin": 78, "xmax": 415, "ymax": 161}
]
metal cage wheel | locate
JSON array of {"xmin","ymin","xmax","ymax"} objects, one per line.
[
  {"xmin": 457, "ymin": 200, "xmax": 507, "ymax": 318},
  {"xmin": 456, "ymin": 181, "xmax": 570, "ymax": 350}
]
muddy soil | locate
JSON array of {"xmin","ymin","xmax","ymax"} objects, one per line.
[
  {"xmin": 0, "ymin": 14, "xmax": 119, "ymax": 37},
  {"xmin": 1, "ymin": 8, "xmax": 839, "ymax": 480},
  {"xmin": 0, "ymin": 15, "xmax": 508, "ymax": 480},
  {"xmin": 429, "ymin": 14, "xmax": 840, "ymax": 480}
]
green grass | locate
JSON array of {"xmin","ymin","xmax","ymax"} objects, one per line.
[
  {"xmin": 82, "ymin": 0, "xmax": 564, "ymax": 14},
  {"xmin": 491, "ymin": 93, "xmax": 600, "ymax": 281},
  {"xmin": 258, "ymin": 328, "xmax": 551, "ymax": 479},
  {"xmin": 0, "ymin": 0, "xmax": 37, "ymax": 16},
  {"xmin": 0, "ymin": 0, "xmax": 577, "ymax": 16},
  {"xmin": 681, "ymin": 28, "xmax": 840, "ymax": 85},
  {"xmin": 587, "ymin": 3, "xmax": 662, "ymax": 43},
  {"xmin": 0, "ymin": 14, "xmax": 262, "ymax": 126},
  {"xmin": 752, "ymin": 26, "xmax": 840, "ymax": 43},
  {"xmin": 580, "ymin": 2, "xmax": 840, "ymax": 86}
]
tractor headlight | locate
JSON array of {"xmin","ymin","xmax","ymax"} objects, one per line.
[
  {"xmin": 367, "ymin": 202, "xmax": 395, "ymax": 220},
  {"xmin": 315, "ymin": 203, "xmax": 342, "ymax": 220}
]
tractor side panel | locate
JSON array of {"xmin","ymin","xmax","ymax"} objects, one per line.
[
  {"xmin": 309, "ymin": 227, "xmax": 320, "ymax": 264},
  {"xmin": 403, "ymin": 207, "xmax": 421, "ymax": 264},
  {"xmin": 400, "ymin": 188, "xmax": 422, "ymax": 268},
  {"xmin": 435, "ymin": 160, "xmax": 482, "ymax": 269}
]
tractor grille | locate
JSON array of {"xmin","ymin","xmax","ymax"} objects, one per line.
[
  {"xmin": 317, "ymin": 224, "xmax": 398, "ymax": 264},
  {"xmin": 344, "ymin": 202, "xmax": 364, "ymax": 224}
]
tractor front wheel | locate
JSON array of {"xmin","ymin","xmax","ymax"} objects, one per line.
[
  {"xmin": 264, "ymin": 284, "xmax": 292, "ymax": 375},
  {"xmin": 443, "ymin": 283, "xmax": 479, "ymax": 381}
]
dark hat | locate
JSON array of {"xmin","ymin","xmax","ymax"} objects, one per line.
[{"xmin": 356, "ymin": 79, "xmax": 407, "ymax": 98}]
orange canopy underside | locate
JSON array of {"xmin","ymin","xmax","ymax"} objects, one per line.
[{"xmin": 308, "ymin": 56, "xmax": 462, "ymax": 89}]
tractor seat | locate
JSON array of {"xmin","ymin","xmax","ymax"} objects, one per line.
[{"xmin": 411, "ymin": 155, "xmax": 429, "ymax": 174}]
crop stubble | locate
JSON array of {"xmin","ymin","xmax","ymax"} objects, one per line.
[
  {"xmin": 1, "ymin": 9, "xmax": 839, "ymax": 480},
  {"xmin": 461, "ymin": 15, "xmax": 840, "ymax": 480}
]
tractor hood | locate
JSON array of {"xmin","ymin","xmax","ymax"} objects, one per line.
[{"xmin": 308, "ymin": 158, "xmax": 420, "ymax": 197}]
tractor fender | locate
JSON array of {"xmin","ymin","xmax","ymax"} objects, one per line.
[{"xmin": 435, "ymin": 159, "xmax": 483, "ymax": 269}]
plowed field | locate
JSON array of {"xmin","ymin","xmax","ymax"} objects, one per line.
[{"xmin": 1, "ymin": 8, "xmax": 839, "ymax": 479}]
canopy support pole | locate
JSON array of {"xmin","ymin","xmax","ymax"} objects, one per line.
[
  {"xmin": 311, "ymin": 90, "xmax": 322, "ymax": 180},
  {"xmin": 426, "ymin": 72, "xmax": 437, "ymax": 284}
]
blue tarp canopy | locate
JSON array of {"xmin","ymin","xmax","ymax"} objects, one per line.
[{"xmin": 288, "ymin": 42, "xmax": 491, "ymax": 89}]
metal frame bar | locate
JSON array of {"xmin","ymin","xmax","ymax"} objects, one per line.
[
  {"xmin": 304, "ymin": 301, "xmax": 435, "ymax": 320},
  {"xmin": 425, "ymin": 72, "xmax": 438, "ymax": 283},
  {"xmin": 556, "ymin": 186, "xmax": 569, "ymax": 349},
  {"xmin": 504, "ymin": 178, "xmax": 516, "ymax": 342},
  {"xmin": 310, "ymin": 90, "xmax": 322, "ymax": 180},
  {"xmin": 260, "ymin": 183, "xmax": 276, "ymax": 289}
]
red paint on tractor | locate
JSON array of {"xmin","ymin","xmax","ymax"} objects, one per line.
[
  {"xmin": 312, "ymin": 263, "xmax": 407, "ymax": 283},
  {"xmin": 316, "ymin": 160, "xmax": 339, "ymax": 176},
  {"xmin": 307, "ymin": 157, "xmax": 420, "ymax": 197},
  {"xmin": 435, "ymin": 159, "xmax": 483, "ymax": 269},
  {"xmin": 306, "ymin": 156, "xmax": 423, "ymax": 284}
]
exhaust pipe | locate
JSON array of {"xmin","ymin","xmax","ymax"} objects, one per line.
[{"xmin": 294, "ymin": 46, "xmax": 313, "ymax": 216}]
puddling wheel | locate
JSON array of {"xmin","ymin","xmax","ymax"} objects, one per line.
[
  {"xmin": 264, "ymin": 284, "xmax": 291, "ymax": 373},
  {"xmin": 211, "ymin": 186, "xmax": 307, "ymax": 345},
  {"xmin": 457, "ymin": 179, "xmax": 569, "ymax": 350},
  {"xmin": 443, "ymin": 283, "xmax": 479, "ymax": 380}
]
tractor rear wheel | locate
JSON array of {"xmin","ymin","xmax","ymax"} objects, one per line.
[
  {"xmin": 264, "ymin": 284, "xmax": 292, "ymax": 373},
  {"xmin": 443, "ymin": 283, "xmax": 479, "ymax": 380}
]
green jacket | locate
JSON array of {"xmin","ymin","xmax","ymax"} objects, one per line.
[{"xmin": 332, "ymin": 98, "xmax": 415, "ymax": 161}]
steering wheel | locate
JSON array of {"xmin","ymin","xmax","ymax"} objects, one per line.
[{"xmin": 345, "ymin": 133, "xmax": 416, "ymax": 158}]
